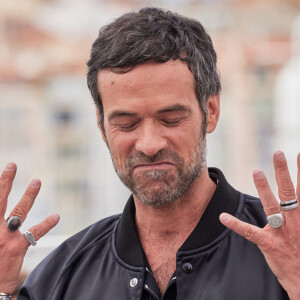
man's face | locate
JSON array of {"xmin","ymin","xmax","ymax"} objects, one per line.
[{"xmin": 98, "ymin": 60, "xmax": 209, "ymax": 207}]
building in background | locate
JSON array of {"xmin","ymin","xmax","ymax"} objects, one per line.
[
  {"xmin": 0, "ymin": 0, "xmax": 299, "ymax": 271},
  {"xmin": 273, "ymin": 15, "xmax": 300, "ymax": 183}
]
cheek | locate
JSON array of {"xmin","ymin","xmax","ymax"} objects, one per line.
[
  {"xmin": 165, "ymin": 122, "xmax": 201, "ymax": 153},
  {"xmin": 107, "ymin": 132, "xmax": 135, "ymax": 168}
]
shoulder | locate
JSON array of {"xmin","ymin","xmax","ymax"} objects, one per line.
[
  {"xmin": 52, "ymin": 213, "xmax": 121, "ymax": 261},
  {"xmin": 19, "ymin": 214, "xmax": 122, "ymax": 299},
  {"xmin": 238, "ymin": 192, "xmax": 267, "ymax": 228},
  {"xmin": 42, "ymin": 213, "xmax": 121, "ymax": 264},
  {"xmin": 61, "ymin": 213, "xmax": 121, "ymax": 254}
]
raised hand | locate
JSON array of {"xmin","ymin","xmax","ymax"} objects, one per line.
[
  {"xmin": 0, "ymin": 163, "xmax": 60, "ymax": 294},
  {"xmin": 220, "ymin": 152, "xmax": 300, "ymax": 300}
]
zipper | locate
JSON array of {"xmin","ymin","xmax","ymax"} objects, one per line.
[
  {"xmin": 144, "ymin": 284, "xmax": 160, "ymax": 300},
  {"xmin": 144, "ymin": 267, "xmax": 177, "ymax": 300},
  {"xmin": 144, "ymin": 268, "xmax": 160, "ymax": 299},
  {"xmin": 161, "ymin": 276, "xmax": 177, "ymax": 300},
  {"xmin": 145, "ymin": 267, "xmax": 153, "ymax": 275}
]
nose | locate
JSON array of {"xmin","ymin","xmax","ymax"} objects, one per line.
[{"xmin": 135, "ymin": 122, "xmax": 168, "ymax": 157}]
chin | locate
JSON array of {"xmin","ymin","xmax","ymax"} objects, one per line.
[
  {"xmin": 135, "ymin": 184, "xmax": 182, "ymax": 208},
  {"xmin": 137, "ymin": 196, "xmax": 178, "ymax": 208}
]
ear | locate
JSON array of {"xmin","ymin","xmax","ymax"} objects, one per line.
[
  {"xmin": 95, "ymin": 105, "xmax": 107, "ymax": 143},
  {"xmin": 206, "ymin": 93, "xmax": 220, "ymax": 134}
]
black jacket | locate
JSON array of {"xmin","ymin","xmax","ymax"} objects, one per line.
[{"xmin": 19, "ymin": 168, "xmax": 289, "ymax": 299}]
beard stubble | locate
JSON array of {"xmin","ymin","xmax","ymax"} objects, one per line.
[{"xmin": 108, "ymin": 135, "xmax": 207, "ymax": 207}]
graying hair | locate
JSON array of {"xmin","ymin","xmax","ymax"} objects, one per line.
[{"xmin": 87, "ymin": 7, "xmax": 221, "ymax": 132}]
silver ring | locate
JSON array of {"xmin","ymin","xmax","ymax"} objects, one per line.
[
  {"xmin": 267, "ymin": 212, "xmax": 283, "ymax": 229},
  {"xmin": 0, "ymin": 293, "xmax": 11, "ymax": 300},
  {"xmin": 23, "ymin": 231, "xmax": 37, "ymax": 246},
  {"xmin": 280, "ymin": 198, "xmax": 298, "ymax": 211},
  {"xmin": 6, "ymin": 216, "xmax": 22, "ymax": 232},
  {"xmin": 0, "ymin": 293, "xmax": 12, "ymax": 300}
]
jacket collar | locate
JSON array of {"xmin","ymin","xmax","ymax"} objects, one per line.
[{"xmin": 115, "ymin": 168, "xmax": 240, "ymax": 267}]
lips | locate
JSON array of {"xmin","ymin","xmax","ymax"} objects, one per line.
[{"xmin": 133, "ymin": 162, "xmax": 174, "ymax": 170}]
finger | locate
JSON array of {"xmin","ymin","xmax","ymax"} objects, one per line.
[
  {"xmin": 297, "ymin": 153, "xmax": 300, "ymax": 199},
  {"xmin": 253, "ymin": 169, "xmax": 280, "ymax": 216},
  {"xmin": 23, "ymin": 213, "xmax": 60, "ymax": 246},
  {"xmin": 273, "ymin": 151, "xmax": 296, "ymax": 202},
  {"xmin": 9, "ymin": 179, "xmax": 41, "ymax": 223},
  {"xmin": 220, "ymin": 213, "xmax": 266, "ymax": 246},
  {"xmin": 0, "ymin": 163, "xmax": 17, "ymax": 216}
]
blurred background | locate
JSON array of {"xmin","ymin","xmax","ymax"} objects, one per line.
[{"xmin": 1, "ymin": 0, "xmax": 300, "ymax": 274}]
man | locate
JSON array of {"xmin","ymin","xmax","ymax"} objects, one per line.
[{"xmin": 0, "ymin": 7, "xmax": 299, "ymax": 300}]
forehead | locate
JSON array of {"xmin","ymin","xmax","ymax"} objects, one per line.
[{"xmin": 97, "ymin": 60, "xmax": 197, "ymax": 113}]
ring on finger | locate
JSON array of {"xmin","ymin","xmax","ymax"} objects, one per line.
[
  {"xmin": 23, "ymin": 230, "xmax": 37, "ymax": 246},
  {"xmin": 6, "ymin": 216, "xmax": 22, "ymax": 232},
  {"xmin": 267, "ymin": 212, "xmax": 283, "ymax": 229},
  {"xmin": 280, "ymin": 197, "xmax": 298, "ymax": 211}
]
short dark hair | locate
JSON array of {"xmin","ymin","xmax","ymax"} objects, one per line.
[{"xmin": 87, "ymin": 7, "xmax": 221, "ymax": 131}]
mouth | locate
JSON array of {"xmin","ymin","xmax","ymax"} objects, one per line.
[{"xmin": 133, "ymin": 162, "xmax": 175, "ymax": 171}]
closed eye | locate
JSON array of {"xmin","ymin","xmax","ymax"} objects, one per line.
[
  {"xmin": 162, "ymin": 119, "xmax": 183, "ymax": 127},
  {"xmin": 109, "ymin": 113, "xmax": 140, "ymax": 131},
  {"xmin": 115, "ymin": 121, "xmax": 140, "ymax": 131}
]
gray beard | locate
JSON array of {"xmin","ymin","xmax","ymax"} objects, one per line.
[{"xmin": 109, "ymin": 137, "xmax": 207, "ymax": 208}]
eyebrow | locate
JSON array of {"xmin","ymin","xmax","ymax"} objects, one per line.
[
  {"xmin": 108, "ymin": 104, "xmax": 191, "ymax": 121},
  {"xmin": 156, "ymin": 104, "xmax": 191, "ymax": 114}
]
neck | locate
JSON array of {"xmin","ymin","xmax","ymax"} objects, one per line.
[{"xmin": 134, "ymin": 166, "xmax": 216, "ymax": 242}]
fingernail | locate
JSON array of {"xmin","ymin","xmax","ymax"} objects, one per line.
[
  {"xmin": 30, "ymin": 179, "xmax": 40, "ymax": 187},
  {"xmin": 51, "ymin": 213, "xmax": 60, "ymax": 222},
  {"xmin": 220, "ymin": 213, "xmax": 229, "ymax": 224},
  {"xmin": 254, "ymin": 170, "xmax": 265, "ymax": 179},
  {"xmin": 5, "ymin": 163, "xmax": 15, "ymax": 171},
  {"xmin": 276, "ymin": 151, "xmax": 285, "ymax": 161}
]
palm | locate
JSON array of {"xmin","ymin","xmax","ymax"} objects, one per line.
[{"xmin": 220, "ymin": 152, "xmax": 300, "ymax": 300}]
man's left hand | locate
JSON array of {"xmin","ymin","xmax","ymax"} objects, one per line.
[{"xmin": 220, "ymin": 151, "xmax": 300, "ymax": 300}]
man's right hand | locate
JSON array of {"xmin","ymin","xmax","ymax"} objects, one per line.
[{"xmin": 0, "ymin": 162, "xmax": 60, "ymax": 294}]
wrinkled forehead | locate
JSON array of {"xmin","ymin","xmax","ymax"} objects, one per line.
[{"xmin": 97, "ymin": 60, "xmax": 195, "ymax": 104}]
